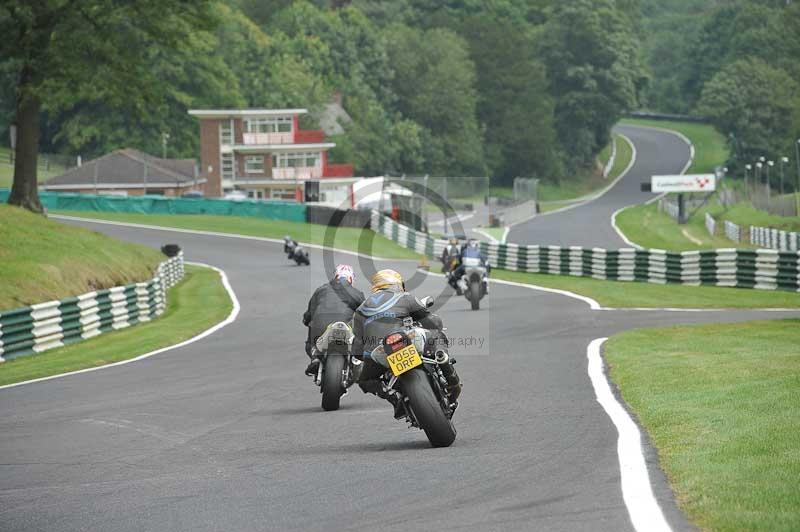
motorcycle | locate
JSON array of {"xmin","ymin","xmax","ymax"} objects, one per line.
[
  {"xmin": 313, "ymin": 321, "xmax": 359, "ymax": 411},
  {"xmin": 456, "ymin": 257, "xmax": 488, "ymax": 311},
  {"xmin": 368, "ymin": 296, "xmax": 458, "ymax": 447},
  {"xmin": 286, "ymin": 240, "xmax": 310, "ymax": 266}
]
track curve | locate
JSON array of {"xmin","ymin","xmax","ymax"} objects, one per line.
[
  {"xmin": 1, "ymin": 220, "xmax": 794, "ymax": 532},
  {"xmin": 507, "ymin": 125, "xmax": 692, "ymax": 248}
]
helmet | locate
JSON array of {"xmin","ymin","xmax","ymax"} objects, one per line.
[
  {"xmin": 283, "ymin": 235, "xmax": 292, "ymax": 242},
  {"xmin": 449, "ymin": 237, "xmax": 459, "ymax": 245},
  {"xmin": 467, "ymin": 238, "xmax": 479, "ymax": 248},
  {"xmin": 370, "ymin": 269, "xmax": 404, "ymax": 293},
  {"xmin": 334, "ymin": 264, "xmax": 354, "ymax": 285}
]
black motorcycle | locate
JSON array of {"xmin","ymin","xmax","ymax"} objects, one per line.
[
  {"xmin": 368, "ymin": 297, "xmax": 458, "ymax": 447},
  {"xmin": 285, "ymin": 239, "xmax": 310, "ymax": 266}
]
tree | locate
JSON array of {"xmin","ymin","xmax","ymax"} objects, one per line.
[
  {"xmin": 698, "ymin": 58, "xmax": 798, "ymax": 164},
  {"xmin": 0, "ymin": 1, "xmax": 217, "ymax": 212},
  {"xmin": 459, "ymin": 16, "xmax": 559, "ymax": 183},
  {"xmin": 385, "ymin": 24, "xmax": 485, "ymax": 176},
  {"xmin": 539, "ymin": 0, "xmax": 644, "ymax": 171}
]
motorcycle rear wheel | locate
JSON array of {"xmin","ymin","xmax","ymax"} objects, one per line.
[
  {"xmin": 321, "ymin": 355, "xmax": 346, "ymax": 411},
  {"xmin": 402, "ymin": 368, "xmax": 456, "ymax": 447},
  {"xmin": 469, "ymin": 280, "xmax": 480, "ymax": 311}
]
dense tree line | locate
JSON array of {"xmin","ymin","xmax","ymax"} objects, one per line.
[
  {"xmin": 639, "ymin": 0, "xmax": 800, "ymax": 170},
  {"xmin": 1, "ymin": 0, "xmax": 644, "ymax": 211}
]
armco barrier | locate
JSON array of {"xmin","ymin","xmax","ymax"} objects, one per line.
[
  {"xmin": 372, "ymin": 211, "xmax": 800, "ymax": 292},
  {"xmin": 0, "ymin": 253, "xmax": 184, "ymax": 362},
  {"xmin": 0, "ymin": 190, "xmax": 306, "ymax": 223}
]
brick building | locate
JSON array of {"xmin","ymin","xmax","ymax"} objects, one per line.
[{"xmin": 188, "ymin": 108, "xmax": 354, "ymax": 200}]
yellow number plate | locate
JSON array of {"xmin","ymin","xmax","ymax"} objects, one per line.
[{"xmin": 386, "ymin": 344, "xmax": 422, "ymax": 376}]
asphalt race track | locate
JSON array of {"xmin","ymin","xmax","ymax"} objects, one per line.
[
  {"xmin": 507, "ymin": 125, "xmax": 692, "ymax": 248},
  {"xmin": 1, "ymin": 126, "xmax": 795, "ymax": 531}
]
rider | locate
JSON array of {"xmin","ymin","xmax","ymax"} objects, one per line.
[
  {"xmin": 284, "ymin": 235, "xmax": 297, "ymax": 258},
  {"xmin": 441, "ymin": 237, "xmax": 461, "ymax": 273},
  {"xmin": 451, "ymin": 238, "xmax": 491, "ymax": 291},
  {"xmin": 352, "ymin": 269, "xmax": 461, "ymax": 416},
  {"xmin": 302, "ymin": 264, "xmax": 365, "ymax": 376}
]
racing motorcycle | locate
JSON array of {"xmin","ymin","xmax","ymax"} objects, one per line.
[
  {"xmin": 285, "ymin": 240, "xmax": 310, "ymax": 266},
  {"xmin": 456, "ymin": 257, "xmax": 488, "ymax": 311},
  {"xmin": 313, "ymin": 322, "xmax": 360, "ymax": 411},
  {"xmin": 368, "ymin": 297, "xmax": 458, "ymax": 447}
]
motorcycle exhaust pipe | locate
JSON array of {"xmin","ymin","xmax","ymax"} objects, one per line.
[{"xmin": 434, "ymin": 350, "xmax": 449, "ymax": 364}]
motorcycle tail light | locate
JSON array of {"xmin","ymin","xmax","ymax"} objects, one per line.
[{"xmin": 385, "ymin": 333, "xmax": 406, "ymax": 352}]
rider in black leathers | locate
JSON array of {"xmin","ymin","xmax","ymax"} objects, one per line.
[
  {"xmin": 352, "ymin": 269, "xmax": 461, "ymax": 416},
  {"xmin": 302, "ymin": 264, "xmax": 364, "ymax": 375}
]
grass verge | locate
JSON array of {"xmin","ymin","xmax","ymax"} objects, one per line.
[
  {"xmin": 707, "ymin": 197, "xmax": 800, "ymax": 233},
  {"xmin": 538, "ymin": 133, "xmax": 634, "ymax": 207},
  {"xmin": 620, "ymin": 118, "xmax": 728, "ymax": 174},
  {"xmin": 615, "ymin": 202, "xmax": 741, "ymax": 251},
  {"xmin": 0, "ymin": 204, "xmax": 163, "ymax": 309},
  {"xmin": 606, "ymin": 319, "xmax": 800, "ymax": 531},
  {"xmin": 0, "ymin": 265, "xmax": 231, "ymax": 386},
  {"xmin": 52, "ymin": 210, "xmax": 422, "ymax": 260},
  {"xmin": 492, "ymin": 268, "xmax": 800, "ymax": 309}
]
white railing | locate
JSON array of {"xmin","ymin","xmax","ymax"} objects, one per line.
[
  {"xmin": 271, "ymin": 166, "xmax": 322, "ymax": 180},
  {"xmin": 242, "ymin": 132, "xmax": 293, "ymax": 145},
  {"xmin": 704, "ymin": 212, "xmax": 716, "ymax": 236},
  {"xmin": 724, "ymin": 220, "xmax": 741, "ymax": 243}
]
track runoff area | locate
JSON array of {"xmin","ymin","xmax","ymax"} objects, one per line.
[{"xmin": 2, "ymin": 125, "xmax": 795, "ymax": 532}]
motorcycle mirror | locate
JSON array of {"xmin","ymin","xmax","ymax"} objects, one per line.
[{"xmin": 421, "ymin": 296, "xmax": 435, "ymax": 308}]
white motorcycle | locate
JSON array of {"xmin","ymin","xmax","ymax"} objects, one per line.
[
  {"xmin": 456, "ymin": 257, "xmax": 488, "ymax": 311},
  {"xmin": 313, "ymin": 322, "xmax": 360, "ymax": 411}
]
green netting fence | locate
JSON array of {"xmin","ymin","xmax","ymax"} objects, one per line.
[{"xmin": 0, "ymin": 190, "xmax": 306, "ymax": 222}]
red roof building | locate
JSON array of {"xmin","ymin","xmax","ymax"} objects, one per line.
[{"xmin": 188, "ymin": 108, "xmax": 354, "ymax": 200}]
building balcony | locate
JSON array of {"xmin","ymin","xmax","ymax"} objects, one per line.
[
  {"xmin": 294, "ymin": 129, "xmax": 326, "ymax": 143},
  {"xmin": 272, "ymin": 166, "xmax": 323, "ymax": 180},
  {"xmin": 242, "ymin": 132, "xmax": 293, "ymax": 145}
]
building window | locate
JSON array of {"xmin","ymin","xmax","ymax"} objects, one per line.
[
  {"xmin": 273, "ymin": 152, "xmax": 320, "ymax": 168},
  {"xmin": 245, "ymin": 117, "xmax": 292, "ymax": 134},
  {"xmin": 221, "ymin": 152, "xmax": 234, "ymax": 180},
  {"xmin": 220, "ymin": 120, "xmax": 233, "ymax": 145},
  {"xmin": 245, "ymin": 156, "xmax": 264, "ymax": 173}
]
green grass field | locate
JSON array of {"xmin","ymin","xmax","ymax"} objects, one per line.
[
  {"xmin": 492, "ymin": 268, "xmax": 800, "ymax": 309},
  {"xmin": 707, "ymin": 196, "xmax": 800, "ymax": 233},
  {"xmin": 0, "ymin": 205, "xmax": 163, "ymax": 309},
  {"xmin": 476, "ymin": 227, "xmax": 506, "ymax": 242},
  {"xmin": 52, "ymin": 210, "xmax": 422, "ymax": 260},
  {"xmin": 0, "ymin": 265, "xmax": 232, "ymax": 386},
  {"xmin": 620, "ymin": 118, "xmax": 729, "ymax": 174},
  {"xmin": 615, "ymin": 202, "xmax": 744, "ymax": 251},
  {"xmin": 606, "ymin": 319, "xmax": 800, "ymax": 531}
]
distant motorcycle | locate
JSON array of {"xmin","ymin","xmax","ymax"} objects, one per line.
[
  {"xmin": 456, "ymin": 257, "xmax": 488, "ymax": 311},
  {"xmin": 285, "ymin": 239, "xmax": 310, "ymax": 266},
  {"xmin": 313, "ymin": 322, "xmax": 359, "ymax": 411},
  {"xmin": 368, "ymin": 296, "xmax": 458, "ymax": 447},
  {"xmin": 292, "ymin": 246, "xmax": 310, "ymax": 266}
]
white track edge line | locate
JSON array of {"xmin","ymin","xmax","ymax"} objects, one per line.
[
  {"xmin": 509, "ymin": 131, "xmax": 639, "ymax": 228},
  {"xmin": 53, "ymin": 216, "xmax": 799, "ymax": 314},
  {"xmin": 611, "ymin": 124, "xmax": 695, "ymax": 249},
  {"xmin": 0, "ymin": 262, "xmax": 240, "ymax": 392},
  {"xmin": 473, "ymin": 228, "xmax": 499, "ymax": 244},
  {"xmin": 420, "ymin": 269, "xmax": 798, "ymax": 313},
  {"xmin": 50, "ymin": 214, "xmax": 418, "ymax": 262},
  {"xmin": 587, "ymin": 338, "xmax": 673, "ymax": 532}
]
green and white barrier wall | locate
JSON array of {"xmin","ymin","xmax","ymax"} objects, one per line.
[
  {"xmin": 372, "ymin": 211, "xmax": 800, "ymax": 292},
  {"xmin": 0, "ymin": 190, "xmax": 306, "ymax": 223},
  {"xmin": 0, "ymin": 254, "xmax": 184, "ymax": 362}
]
